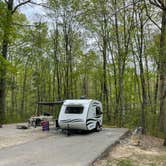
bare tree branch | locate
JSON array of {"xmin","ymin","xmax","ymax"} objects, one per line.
[
  {"xmin": 4, "ymin": 0, "xmax": 8, "ymax": 4},
  {"xmin": 144, "ymin": 0, "xmax": 161, "ymax": 30},
  {"xmin": 12, "ymin": 0, "xmax": 31, "ymax": 14},
  {"xmin": 12, "ymin": 22, "xmax": 35, "ymax": 27},
  {"xmin": 149, "ymin": 0, "xmax": 163, "ymax": 9},
  {"xmin": 147, "ymin": 13, "xmax": 161, "ymax": 30},
  {"xmin": 158, "ymin": 0, "xmax": 166, "ymax": 8},
  {"xmin": 29, "ymin": 1, "xmax": 52, "ymax": 10}
]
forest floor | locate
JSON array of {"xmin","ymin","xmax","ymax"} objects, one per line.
[{"xmin": 93, "ymin": 133, "xmax": 166, "ymax": 166}]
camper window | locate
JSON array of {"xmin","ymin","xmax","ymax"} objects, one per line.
[
  {"xmin": 96, "ymin": 107, "xmax": 102, "ymax": 115},
  {"xmin": 65, "ymin": 106, "xmax": 84, "ymax": 114}
]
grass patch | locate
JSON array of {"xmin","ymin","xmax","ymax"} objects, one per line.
[
  {"xmin": 107, "ymin": 159, "xmax": 133, "ymax": 166},
  {"xmin": 117, "ymin": 159, "xmax": 133, "ymax": 166}
]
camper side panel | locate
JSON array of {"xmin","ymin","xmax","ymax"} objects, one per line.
[{"xmin": 86, "ymin": 101, "xmax": 102, "ymax": 130}]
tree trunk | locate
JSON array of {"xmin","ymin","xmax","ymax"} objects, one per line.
[
  {"xmin": 159, "ymin": 10, "xmax": 166, "ymax": 145},
  {"xmin": 0, "ymin": 0, "xmax": 13, "ymax": 124},
  {"xmin": 139, "ymin": 27, "xmax": 147, "ymax": 133},
  {"xmin": 64, "ymin": 24, "xmax": 69, "ymax": 99},
  {"xmin": 154, "ymin": 64, "xmax": 159, "ymax": 114},
  {"xmin": 52, "ymin": 26, "xmax": 61, "ymax": 100},
  {"xmin": 0, "ymin": 40, "xmax": 7, "ymax": 123},
  {"xmin": 11, "ymin": 74, "xmax": 15, "ymax": 116},
  {"xmin": 102, "ymin": 14, "xmax": 110, "ymax": 121},
  {"xmin": 164, "ymin": 137, "xmax": 166, "ymax": 146},
  {"xmin": 21, "ymin": 64, "xmax": 28, "ymax": 117}
]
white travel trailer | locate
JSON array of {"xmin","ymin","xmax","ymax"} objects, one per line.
[{"xmin": 58, "ymin": 99, "xmax": 103, "ymax": 131}]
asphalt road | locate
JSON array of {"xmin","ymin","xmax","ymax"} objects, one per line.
[{"xmin": 0, "ymin": 128, "xmax": 128, "ymax": 166}]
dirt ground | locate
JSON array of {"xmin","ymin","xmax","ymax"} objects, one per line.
[
  {"xmin": 0, "ymin": 123, "xmax": 55, "ymax": 150},
  {"xmin": 93, "ymin": 133, "xmax": 166, "ymax": 166}
]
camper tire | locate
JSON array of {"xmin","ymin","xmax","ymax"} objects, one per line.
[
  {"xmin": 67, "ymin": 130, "xmax": 70, "ymax": 136},
  {"xmin": 95, "ymin": 122, "xmax": 100, "ymax": 132}
]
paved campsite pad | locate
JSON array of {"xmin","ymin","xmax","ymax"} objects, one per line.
[{"xmin": 0, "ymin": 127, "xmax": 128, "ymax": 166}]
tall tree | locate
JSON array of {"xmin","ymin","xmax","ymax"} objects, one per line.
[
  {"xmin": 149, "ymin": 0, "xmax": 166, "ymax": 145},
  {"xmin": 0, "ymin": 0, "xmax": 31, "ymax": 123},
  {"xmin": 133, "ymin": 1, "xmax": 148, "ymax": 132}
]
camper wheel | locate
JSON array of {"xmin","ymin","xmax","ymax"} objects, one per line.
[
  {"xmin": 95, "ymin": 122, "xmax": 101, "ymax": 132},
  {"xmin": 66, "ymin": 129, "xmax": 71, "ymax": 136}
]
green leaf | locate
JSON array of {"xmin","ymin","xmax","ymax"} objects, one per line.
[{"xmin": 0, "ymin": 55, "xmax": 17, "ymax": 74}]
